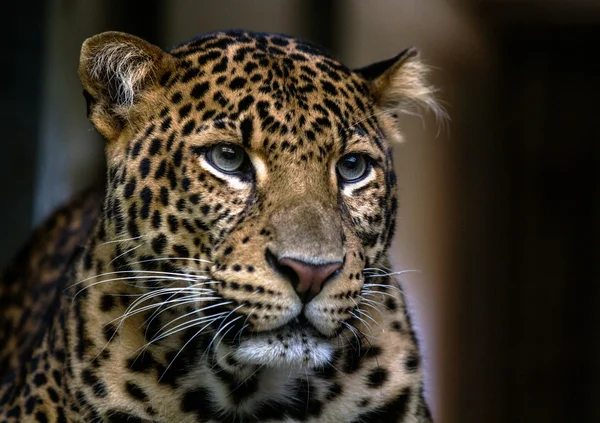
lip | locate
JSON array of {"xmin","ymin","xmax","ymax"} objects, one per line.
[
  {"xmin": 216, "ymin": 310, "xmax": 322, "ymax": 345},
  {"xmin": 230, "ymin": 317, "xmax": 335, "ymax": 368}
]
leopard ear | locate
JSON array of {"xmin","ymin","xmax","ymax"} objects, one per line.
[
  {"xmin": 355, "ymin": 48, "xmax": 446, "ymax": 138},
  {"xmin": 79, "ymin": 31, "xmax": 172, "ymax": 141}
]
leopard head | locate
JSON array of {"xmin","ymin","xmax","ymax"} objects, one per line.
[{"xmin": 78, "ymin": 30, "xmax": 441, "ymax": 370}]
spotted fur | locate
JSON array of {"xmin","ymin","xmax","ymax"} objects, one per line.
[{"xmin": 0, "ymin": 30, "xmax": 441, "ymax": 422}]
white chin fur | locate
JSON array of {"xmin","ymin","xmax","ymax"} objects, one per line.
[{"xmin": 232, "ymin": 327, "xmax": 334, "ymax": 369}]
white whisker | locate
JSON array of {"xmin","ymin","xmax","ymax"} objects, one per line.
[
  {"xmin": 361, "ymin": 289, "xmax": 401, "ymax": 301},
  {"xmin": 108, "ymin": 243, "xmax": 144, "ymax": 266},
  {"xmin": 362, "ymin": 283, "xmax": 403, "ymax": 294},
  {"xmin": 97, "ymin": 235, "xmax": 147, "ymax": 248},
  {"xmin": 349, "ymin": 311, "xmax": 372, "ymax": 331},
  {"xmin": 126, "ymin": 257, "xmax": 213, "ymax": 267}
]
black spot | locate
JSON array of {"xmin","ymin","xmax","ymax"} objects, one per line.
[
  {"xmin": 321, "ymin": 80, "xmax": 338, "ymax": 95},
  {"xmin": 229, "ymin": 77, "xmax": 247, "ymax": 90},
  {"xmin": 405, "ymin": 355, "xmax": 420, "ymax": 372},
  {"xmin": 365, "ymin": 346, "xmax": 382, "ymax": 358},
  {"xmin": 213, "ymin": 364, "xmax": 260, "ymax": 406},
  {"xmin": 149, "ymin": 138, "xmax": 162, "ymax": 155},
  {"xmin": 181, "ymin": 387, "xmax": 215, "ymax": 420},
  {"xmin": 124, "ymin": 178, "xmax": 136, "ymax": 199},
  {"xmin": 237, "ymin": 95, "xmax": 255, "ymax": 113},
  {"xmin": 81, "ymin": 369, "xmax": 108, "ymax": 398},
  {"xmin": 161, "ymin": 117, "xmax": 172, "ymax": 132},
  {"xmin": 171, "ymin": 92, "xmax": 183, "ymax": 104},
  {"xmin": 151, "ymin": 234, "xmax": 167, "ymax": 254},
  {"xmin": 106, "ymin": 411, "xmax": 144, "ymax": 423},
  {"xmin": 358, "ymin": 398, "xmax": 370, "ymax": 408},
  {"xmin": 181, "ymin": 67, "xmax": 201, "ymax": 83},
  {"xmin": 212, "ymin": 57, "xmax": 228, "ymax": 73},
  {"xmin": 52, "ymin": 369, "xmax": 62, "ymax": 386},
  {"xmin": 127, "ymin": 221, "xmax": 140, "ymax": 238},
  {"xmin": 391, "ymin": 320, "xmax": 403, "ymax": 332},
  {"xmin": 240, "ymin": 117, "xmax": 253, "ymax": 147},
  {"xmin": 168, "ymin": 215, "xmax": 179, "ymax": 232},
  {"xmin": 139, "ymin": 158, "xmax": 151, "ymax": 179},
  {"xmin": 154, "ymin": 160, "xmax": 166, "ymax": 179},
  {"xmin": 159, "ymin": 71, "xmax": 172, "ymax": 86},
  {"xmin": 385, "ymin": 297, "xmax": 397, "ymax": 311},
  {"xmin": 127, "ymin": 352, "xmax": 158, "ymax": 373},
  {"xmin": 140, "ymin": 187, "xmax": 153, "ymax": 219},
  {"xmin": 6, "ymin": 406, "xmax": 21, "ymax": 418},
  {"xmin": 100, "ymin": 294, "xmax": 114, "ymax": 312},
  {"xmin": 102, "ymin": 323, "xmax": 118, "ymax": 342},
  {"xmin": 35, "ymin": 411, "xmax": 49, "ymax": 423},
  {"xmin": 179, "ymin": 103, "xmax": 192, "ymax": 120},
  {"xmin": 25, "ymin": 395, "xmax": 36, "ymax": 414},
  {"xmin": 270, "ymin": 36, "xmax": 290, "ymax": 47},
  {"xmin": 182, "ymin": 120, "xmax": 196, "ymax": 136},
  {"xmin": 125, "ymin": 381, "xmax": 149, "ymax": 402},
  {"xmin": 33, "ymin": 373, "xmax": 47, "ymax": 387},
  {"xmin": 174, "ymin": 245, "xmax": 190, "ymax": 258},
  {"xmin": 367, "ymin": 368, "xmax": 388, "ymax": 388},
  {"xmin": 197, "ymin": 51, "xmax": 220, "ymax": 65},
  {"xmin": 352, "ymin": 388, "xmax": 410, "ymax": 423},
  {"xmin": 190, "ymin": 81, "xmax": 210, "ymax": 99},
  {"xmin": 131, "ymin": 142, "xmax": 142, "ymax": 158},
  {"xmin": 325, "ymin": 382, "xmax": 343, "ymax": 400}
]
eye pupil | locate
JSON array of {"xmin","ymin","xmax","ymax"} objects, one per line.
[
  {"xmin": 337, "ymin": 154, "xmax": 368, "ymax": 182},
  {"xmin": 343, "ymin": 156, "xmax": 359, "ymax": 169},
  {"xmin": 220, "ymin": 147, "xmax": 236, "ymax": 159}
]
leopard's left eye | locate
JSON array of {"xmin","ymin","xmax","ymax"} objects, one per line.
[
  {"xmin": 336, "ymin": 154, "xmax": 369, "ymax": 183},
  {"xmin": 208, "ymin": 144, "xmax": 248, "ymax": 173}
]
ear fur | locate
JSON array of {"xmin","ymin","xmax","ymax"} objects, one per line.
[
  {"xmin": 79, "ymin": 31, "xmax": 171, "ymax": 140},
  {"xmin": 355, "ymin": 48, "xmax": 446, "ymax": 136}
]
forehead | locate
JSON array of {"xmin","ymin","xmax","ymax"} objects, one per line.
[{"xmin": 162, "ymin": 31, "xmax": 383, "ymax": 150}]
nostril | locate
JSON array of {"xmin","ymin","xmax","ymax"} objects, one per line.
[
  {"xmin": 329, "ymin": 269, "xmax": 341, "ymax": 281},
  {"xmin": 265, "ymin": 248, "xmax": 300, "ymax": 287}
]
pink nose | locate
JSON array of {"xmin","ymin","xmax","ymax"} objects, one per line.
[{"xmin": 278, "ymin": 257, "xmax": 342, "ymax": 303}]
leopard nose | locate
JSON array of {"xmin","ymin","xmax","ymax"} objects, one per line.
[{"xmin": 278, "ymin": 257, "xmax": 342, "ymax": 303}]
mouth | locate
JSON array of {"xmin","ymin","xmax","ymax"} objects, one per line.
[{"xmin": 228, "ymin": 316, "xmax": 335, "ymax": 368}]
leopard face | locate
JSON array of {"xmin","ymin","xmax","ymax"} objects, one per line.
[
  {"xmin": 83, "ymin": 31, "xmax": 418, "ymax": 368},
  {"xmin": 47, "ymin": 29, "xmax": 441, "ymax": 421}
]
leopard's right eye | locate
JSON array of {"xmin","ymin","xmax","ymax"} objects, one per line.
[{"xmin": 336, "ymin": 153, "xmax": 370, "ymax": 183}]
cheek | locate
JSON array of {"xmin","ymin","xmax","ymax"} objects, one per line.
[
  {"xmin": 171, "ymin": 156, "xmax": 252, "ymax": 247},
  {"xmin": 119, "ymin": 151, "xmax": 252, "ymax": 264},
  {"xmin": 343, "ymin": 181, "xmax": 389, "ymax": 245}
]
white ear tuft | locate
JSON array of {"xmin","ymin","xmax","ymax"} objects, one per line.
[
  {"xmin": 88, "ymin": 41, "xmax": 155, "ymax": 108},
  {"xmin": 382, "ymin": 55, "xmax": 447, "ymax": 124},
  {"xmin": 356, "ymin": 48, "xmax": 447, "ymax": 129},
  {"xmin": 79, "ymin": 31, "xmax": 170, "ymax": 140}
]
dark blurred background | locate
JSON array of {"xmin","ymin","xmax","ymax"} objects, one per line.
[{"xmin": 1, "ymin": 0, "xmax": 599, "ymax": 422}]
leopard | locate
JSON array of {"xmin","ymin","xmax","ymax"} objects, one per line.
[{"xmin": 0, "ymin": 29, "xmax": 443, "ymax": 422}]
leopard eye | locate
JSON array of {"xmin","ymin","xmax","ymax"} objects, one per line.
[
  {"xmin": 337, "ymin": 154, "xmax": 369, "ymax": 182},
  {"xmin": 208, "ymin": 144, "xmax": 247, "ymax": 173}
]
